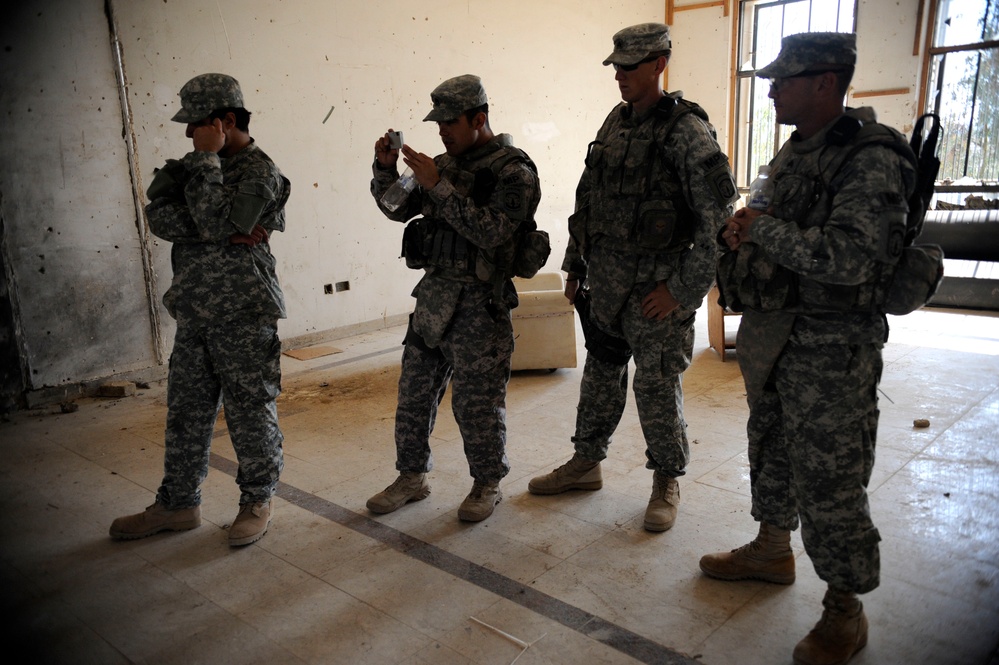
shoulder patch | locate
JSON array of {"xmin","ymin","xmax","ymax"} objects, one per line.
[
  {"xmin": 701, "ymin": 152, "xmax": 738, "ymax": 205},
  {"xmin": 700, "ymin": 151, "xmax": 726, "ymax": 173}
]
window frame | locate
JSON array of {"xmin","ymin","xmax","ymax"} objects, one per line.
[{"xmin": 918, "ymin": 0, "xmax": 999, "ymax": 192}]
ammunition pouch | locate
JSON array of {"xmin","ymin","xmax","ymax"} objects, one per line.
[
  {"xmin": 401, "ymin": 218, "xmax": 476, "ymax": 273},
  {"xmin": 716, "ymin": 245, "xmax": 797, "ymax": 313},
  {"xmin": 573, "ymin": 288, "xmax": 632, "ymax": 366},
  {"xmin": 146, "ymin": 159, "xmax": 188, "ymax": 201},
  {"xmin": 401, "ymin": 217, "xmax": 436, "ymax": 269},
  {"xmin": 880, "ymin": 244, "xmax": 945, "ymax": 315},
  {"xmin": 512, "ymin": 227, "xmax": 551, "ymax": 279},
  {"xmin": 634, "ymin": 199, "xmax": 690, "ymax": 252}
]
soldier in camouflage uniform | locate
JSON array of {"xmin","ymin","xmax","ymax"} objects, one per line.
[
  {"xmin": 366, "ymin": 75, "xmax": 541, "ymax": 522},
  {"xmin": 110, "ymin": 73, "xmax": 290, "ymax": 547},
  {"xmin": 528, "ymin": 23, "xmax": 737, "ymax": 532},
  {"xmin": 699, "ymin": 34, "xmax": 916, "ymax": 665}
]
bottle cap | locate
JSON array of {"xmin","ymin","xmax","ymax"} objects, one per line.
[{"xmin": 757, "ymin": 165, "xmax": 771, "ymax": 176}]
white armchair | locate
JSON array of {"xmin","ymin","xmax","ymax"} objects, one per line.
[{"xmin": 510, "ymin": 273, "xmax": 578, "ymax": 371}]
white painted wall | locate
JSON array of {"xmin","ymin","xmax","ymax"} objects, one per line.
[{"xmin": 0, "ymin": 0, "xmax": 930, "ymax": 396}]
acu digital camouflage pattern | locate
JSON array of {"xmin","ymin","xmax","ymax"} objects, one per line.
[
  {"xmin": 370, "ymin": 133, "xmax": 541, "ymax": 484},
  {"xmin": 171, "ymin": 73, "xmax": 245, "ymax": 123},
  {"xmin": 145, "ymin": 125, "xmax": 290, "ymax": 510},
  {"xmin": 602, "ymin": 22, "xmax": 672, "ymax": 66},
  {"xmin": 734, "ymin": 106, "xmax": 914, "ymax": 594},
  {"xmin": 562, "ymin": 92, "xmax": 735, "ymax": 475},
  {"xmin": 744, "ymin": 338, "xmax": 883, "ymax": 593},
  {"xmin": 422, "ymin": 74, "xmax": 489, "ymax": 122},
  {"xmin": 159, "ymin": 317, "xmax": 284, "ymax": 508},
  {"xmin": 756, "ymin": 32, "xmax": 857, "ymax": 79}
]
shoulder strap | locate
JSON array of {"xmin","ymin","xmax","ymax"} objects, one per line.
[
  {"xmin": 484, "ymin": 145, "xmax": 536, "ymax": 179},
  {"xmin": 822, "ymin": 119, "xmax": 930, "ymax": 248},
  {"xmin": 652, "ymin": 95, "xmax": 710, "ymax": 142}
]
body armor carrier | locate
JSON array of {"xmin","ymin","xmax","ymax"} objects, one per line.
[
  {"xmin": 717, "ymin": 115, "xmax": 918, "ymax": 314},
  {"xmin": 401, "ymin": 142, "xmax": 546, "ymax": 287},
  {"xmin": 582, "ymin": 94, "xmax": 707, "ymax": 255}
]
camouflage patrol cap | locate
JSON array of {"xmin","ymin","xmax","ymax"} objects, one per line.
[
  {"xmin": 603, "ymin": 23, "xmax": 671, "ymax": 67},
  {"xmin": 423, "ymin": 75, "xmax": 489, "ymax": 122},
  {"xmin": 756, "ymin": 32, "xmax": 857, "ymax": 79},
  {"xmin": 171, "ymin": 73, "xmax": 245, "ymax": 123}
]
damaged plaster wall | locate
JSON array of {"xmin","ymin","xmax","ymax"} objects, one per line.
[{"xmin": 0, "ymin": 0, "xmax": 161, "ymax": 391}]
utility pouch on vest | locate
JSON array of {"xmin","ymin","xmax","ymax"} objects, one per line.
[
  {"xmin": 881, "ymin": 244, "xmax": 945, "ymax": 315},
  {"xmin": 634, "ymin": 199, "xmax": 679, "ymax": 251},
  {"xmin": 147, "ymin": 159, "xmax": 187, "ymax": 201},
  {"xmin": 401, "ymin": 217, "xmax": 436, "ymax": 269},
  {"xmin": 716, "ymin": 245, "xmax": 797, "ymax": 313},
  {"xmin": 513, "ymin": 228, "xmax": 551, "ymax": 278}
]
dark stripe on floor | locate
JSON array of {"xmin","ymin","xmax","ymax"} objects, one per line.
[{"xmin": 209, "ymin": 452, "xmax": 698, "ymax": 665}]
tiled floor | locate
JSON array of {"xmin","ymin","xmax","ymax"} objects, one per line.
[{"xmin": 1, "ymin": 303, "xmax": 997, "ymax": 665}]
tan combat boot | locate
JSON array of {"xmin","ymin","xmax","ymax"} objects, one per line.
[
  {"xmin": 644, "ymin": 472, "xmax": 680, "ymax": 531},
  {"xmin": 229, "ymin": 500, "xmax": 272, "ymax": 547},
  {"xmin": 528, "ymin": 454, "xmax": 602, "ymax": 495},
  {"xmin": 109, "ymin": 502, "xmax": 201, "ymax": 540},
  {"xmin": 699, "ymin": 522, "xmax": 796, "ymax": 584},
  {"xmin": 792, "ymin": 588, "xmax": 868, "ymax": 665},
  {"xmin": 366, "ymin": 472, "xmax": 430, "ymax": 514},
  {"xmin": 457, "ymin": 481, "xmax": 502, "ymax": 522}
]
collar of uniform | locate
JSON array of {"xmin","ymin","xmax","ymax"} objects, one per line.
[
  {"xmin": 220, "ymin": 138, "xmax": 257, "ymax": 165},
  {"xmin": 453, "ymin": 133, "xmax": 514, "ymax": 165},
  {"xmin": 789, "ymin": 106, "xmax": 876, "ymax": 152}
]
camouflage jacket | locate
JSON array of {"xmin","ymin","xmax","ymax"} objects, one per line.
[
  {"xmin": 742, "ymin": 106, "xmax": 917, "ymax": 345},
  {"xmin": 564, "ymin": 93, "xmax": 736, "ymax": 322},
  {"xmin": 145, "ymin": 142, "xmax": 290, "ymax": 327},
  {"xmin": 371, "ymin": 134, "xmax": 542, "ymax": 347}
]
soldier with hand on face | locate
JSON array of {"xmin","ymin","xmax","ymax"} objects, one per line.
[{"xmin": 110, "ymin": 73, "xmax": 290, "ymax": 548}]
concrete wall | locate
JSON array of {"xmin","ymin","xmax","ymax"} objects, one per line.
[{"xmin": 0, "ymin": 0, "xmax": 928, "ymax": 402}]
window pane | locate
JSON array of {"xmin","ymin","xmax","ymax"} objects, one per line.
[
  {"xmin": 934, "ymin": 0, "xmax": 998, "ymax": 47},
  {"xmin": 928, "ymin": 47, "xmax": 999, "ymax": 180},
  {"xmin": 969, "ymin": 47, "xmax": 999, "ymax": 179}
]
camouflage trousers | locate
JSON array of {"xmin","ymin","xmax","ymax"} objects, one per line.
[
  {"xmin": 394, "ymin": 302, "xmax": 513, "ymax": 484},
  {"xmin": 572, "ymin": 288, "xmax": 694, "ymax": 475},
  {"xmin": 747, "ymin": 339, "xmax": 882, "ymax": 593},
  {"xmin": 157, "ymin": 316, "xmax": 284, "ymax": 509}
]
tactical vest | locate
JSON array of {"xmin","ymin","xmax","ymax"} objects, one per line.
[
  {"xmin": 401, "ymin": 141, "xmax": 543, "ymax": 286},
  {"xmin": 583, "ymin": 94, "xmax": 708, "ymax": 254},
  {"xmin": 717, "ymin": 115, "xmax": 915, "ymax": 314}
]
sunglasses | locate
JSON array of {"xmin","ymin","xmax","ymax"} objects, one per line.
[
  {"xmin": 769, "ymin": 68, "xmax": 848, "ymax": 92},
  {"xmin": 613, "ymin": 55, "xmax": 662, "ymax": 72}
]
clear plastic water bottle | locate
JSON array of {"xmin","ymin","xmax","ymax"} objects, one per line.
[
  {"xmin": 381, "ymin": 167, "xmax": 417, "ymax": 212},
  {"xmin": 747, "ymin": 165, "xmax": 773, "ymax": 211}
]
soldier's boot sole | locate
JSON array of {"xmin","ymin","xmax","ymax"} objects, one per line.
[{"xmin": 527, "ymin": 479, "xmax": 603, "ymax": 495}]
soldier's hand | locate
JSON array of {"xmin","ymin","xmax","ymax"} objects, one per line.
[
  {"xmin": 230, "ymin": 224, "xmax": 269, "ymax": 247},
  {"xmin": 401, "ymin": 145, "xmax": 441, "ymax": 190},
  {"xmin": 375, "ymin": 129, "xmax": 400, "ymax": 168},
  {"xmin": 564, "ymin": 277, "xmax": 580, "ymax": 304},
  {"xmin": 641, "ymin": 282, "xmax": 680, "ymax": 320},
  {"xmin": 721, "ymin": 207, "xmax": 763, "ymax": 250},
  {"xmin": 193, "ymin": 118, "xmax": 226, "ymax": 154}
]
